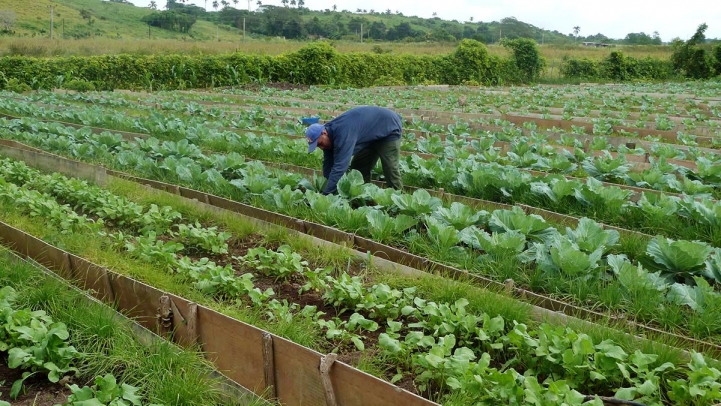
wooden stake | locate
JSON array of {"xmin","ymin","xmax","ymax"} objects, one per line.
[
  {"xmin": 262, "ymin": 332, "xmax": 276, "ymax": 398},
  {"xmin": 157, "ymin": 295, "xmax": 173, "ymax": 336},
  {"xmin": 187, "ymin": 303, "xmax": 198, "ymax": 345},
  {"xmin": 319, "ymin": 353, "xmax": 338, "ymax": 406}
]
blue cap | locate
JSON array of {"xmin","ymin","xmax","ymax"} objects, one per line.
[{"xmin": 305, "ymin": 123, "xmax": 324, "ymax": 153}]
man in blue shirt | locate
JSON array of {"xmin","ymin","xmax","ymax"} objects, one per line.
[{"xmin": 306, "ymin": 106, "xmax": 403, "ymax": 195}]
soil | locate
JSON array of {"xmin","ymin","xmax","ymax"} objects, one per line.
[
  {"xmin": 174, "ymin": 233, "xmax": 424, "ymax": 394},
  {"xmin": 0, "ymin": 360, "xmax": 73, "ymax": 405}
]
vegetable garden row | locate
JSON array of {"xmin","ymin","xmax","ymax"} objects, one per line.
[{"xmin": 1, "ymin": 82, "xmax": 721, "ymax": 405}]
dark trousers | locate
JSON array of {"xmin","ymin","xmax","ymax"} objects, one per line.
[{"xmin": 349, "ymin": 138, "xmax": 403, "ymax": 190}]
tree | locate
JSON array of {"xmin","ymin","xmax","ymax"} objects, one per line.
[
  {"xmin": 212, "ymin": 0, "xmax": 219, "ymax": 11},
  {"xmin": 469, "ymin": 16, "xmax": 473, "ymax": 22},
  {"xmin": 281, "ymin": 0, "xmax": 289, "ymax": 7},
  {"xmin": 623, "ymin": 32, "xmax": 659, "ymax": 45},
  {"xmin": 347, "ymin": 16, "xmax": 368, "ymax": 34},
  {"xmin": 142, "ymin": 11, "xmax": 197, "ymax": 32},
  {"xmin": 221, "ymin": 0, "xmax": 229, "ymax": 9},
  {"xmin": 369, "ymin": 20, "xmax": 386, "ymax": 39},
  {"xmin": 432, "ymin": 12, "xmax": 437, "ymax": 17},
  {"xmin": 290, "ymin": 0, "xmax": 296, "ymax": 6},
  {"xmin": 332, "ymin": 4, "xmax": 337, "ymax": 11},
  {"xmin": 387, "ymin": 22, "xmax": 414, "ymax": 40},
  {"xmin": 573, "ymin": 25, "xmax": 580, "ymax": 40},
  {"xmin": 672, "ymin": 23, "xmax": 713, "ymax": 79},
  {"xmin": 149, "ymin": 1, "xmax": 158, "ymax": 9},
  {"xmin": 502, "ymin": 38, "xmax": 545, "ymax": 82},
  {"xmin": 298, "ymin": 0, "xmax": 304, "ymax": 7},
  {"xmin": 0, "ymin": 9, "xmax": 16, "ymax": 31},
  {"xmin": 256, "ymin": 0, "xmax": 262, "ymax": 6}
]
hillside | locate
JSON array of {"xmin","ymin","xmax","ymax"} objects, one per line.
[{"xmin": 0, "ymin": 0, "xmax": 244, "ymax": 41}]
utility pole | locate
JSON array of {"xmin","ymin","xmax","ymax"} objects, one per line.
[
  {"xmin": 542, "ymin": 33, "xmax": 544, "ymax": 45},
  {"xmin": 62, "ymin": 18, "xmax": 65, "ymax": 39},
  {"xmin": 216, "ymin": 24, "xmax": 219, "ymax": 41},
  {"xmin": 360, "ymin": 23, "xmax": 363, "ymax": 43},
  {"xmin": 49, "ymin": 5, "xmax": 55, "ymax": 39},
  {"xmin": 243, "ymin": 17, "xmax": 246, "ymax": 42},
  {"xmin": 148, "ymin": 24, "xmax": 151, "ymax": 39},
  {"xmin": 247, "ymin": 0, "xmax": 250, "ymax": 11}
]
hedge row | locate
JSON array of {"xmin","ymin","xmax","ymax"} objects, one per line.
[
  {"xmin": 0, "ymin": 40, "xmax": 534, "ymax": 91},
  {"xmin": 560, "ymin": 52, "xmax": 676, "ymax": 81},
  {"xmin": 562, "ymin": 45, "xmax": 721, "ymax": 81}
]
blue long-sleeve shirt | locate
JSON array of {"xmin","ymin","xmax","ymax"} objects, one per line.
[{"xmin": 321, "ymin": 106, "xmax": 403, "ymax": 194}]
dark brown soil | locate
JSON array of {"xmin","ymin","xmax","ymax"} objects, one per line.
[{"xmin": 0, "ymin": 359, "xmax": 73, "ymax": 406}]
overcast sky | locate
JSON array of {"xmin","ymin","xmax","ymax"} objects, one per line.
[{"xmin": 127, "ymin": 0, "xmax": 721, "ymax": 41}]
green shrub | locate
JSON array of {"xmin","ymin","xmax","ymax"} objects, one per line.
[
  {"xmin": 713, "ymin": 44, "xmax": 721, "ymax": 76},
  {"xmin": 372, "ymin": 75, "xmax": 406, "ymax": 86},
  {"xmin": 501, "ymin": 38, "xmax": 545, "ymax": 83},
  {"xmin": 447, "ymin": 39, "xmax": 493, "ymax": 85},
  {"xmin": 289, "ymin": 41, "xmax": 339, "ymax": 85},
  {"xmin": 64, "ymin": 79, "xmax": 96, "ymax": 92},
  {"xmin": 671, "ymin": 23, "xmax": 714, "ymax": 79},
  {"xmin": 560, "ymin": 57, "xmax": 599, "ymax": 79},
  {"xmin": 5, "ymin": 78, "xmax": 31, "ymax": 93}
]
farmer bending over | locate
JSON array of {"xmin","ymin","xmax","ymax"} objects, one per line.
[{"xmin": 306, "ymin": 106, "xmax": 403, "ymax": 195}]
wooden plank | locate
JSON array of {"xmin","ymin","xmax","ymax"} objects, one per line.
[
  {"xmin": 272, "ymin": 335, "xmax": 327, "ymax": 406},
  {"xmin": 353, "ymin": 236, "xmax": 427, "ymax": 270},
  {"xmin": 195, "ymin": 306, "xmax": 267, "ymax": 397},
  {"xmin": 67, "ymin": 254, "xmax": 116, "ymax": 303},
  {"xmin": 303, "ymin": 222, "xmax": 354, "ymax": 246},
  {"xmin": 178, "ymin": 187, "xmax": 208, "ymax": 203},
  {"xmin": 331, "ymin": 361, "xmax": 436, "ymax": 406},
  {"xmin": 23, "ymin": 236, "xmax": 72, "ymax": 279},
  {"xmin": 0, "ymin": 145, "xmax": 108, "ymax": 186},
  {"xmin": 0, "ymin": 223, "xmax": 30, "ymax": 260}
]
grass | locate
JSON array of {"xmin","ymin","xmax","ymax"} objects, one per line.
[
  {"xmin": 0, "ymin": 248, "xmax": 259, "ymax": 405},
  {"xmin": 0, "ymin": 0, "xmax": 244, "ymax": 42}
]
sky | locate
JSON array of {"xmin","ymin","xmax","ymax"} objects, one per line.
[{"xmin": 127, "ymin": 0, "xmax": 721, "ymax": 42}]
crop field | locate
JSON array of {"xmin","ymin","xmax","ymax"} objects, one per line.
[{"xmin": 1, "ymin": 81, "xmax": 721, "ymax": 405}]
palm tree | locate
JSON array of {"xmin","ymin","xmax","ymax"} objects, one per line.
[
  {"xmin": 298, "ymin": 0, "xmax": 304, "ymax": 7},
  {"xmin": 332, "ymin": 4, "xmax": 337, "ymax": 11},
  {"xmin": 290, "ymin": 0, "xmax": 296, "ymax": 6},
  {"xmin": 212, "ymin": 0, "xmax": 219, "ymax": 11},
  {"xmin": 573, "ymin": 26, "xmax": 580, "ymax": 41},
  {"xmin": 221, "ymin": 0, "xmax": 229, "ymax": 9},
  {"xmin": 469, "ymin": 16, "xmax": 473, "ymax": 22},
  {"xmin": 149, "ymin": 0, "xmax": 157, "ymax": 9},
  {"xmin": 256, "ymin": 0, "xmax": 261, "ymax": 6},
  {"xmin": 432, "ymin": 12, "xmax": 437, "ymax": 17},
  {"xmin": 233, "ymin": 0, "xmax": 239, "ymax": 7},
  {"xmin": 281, "ymin": 0, "xmax": 288, "ymax": 7}
]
